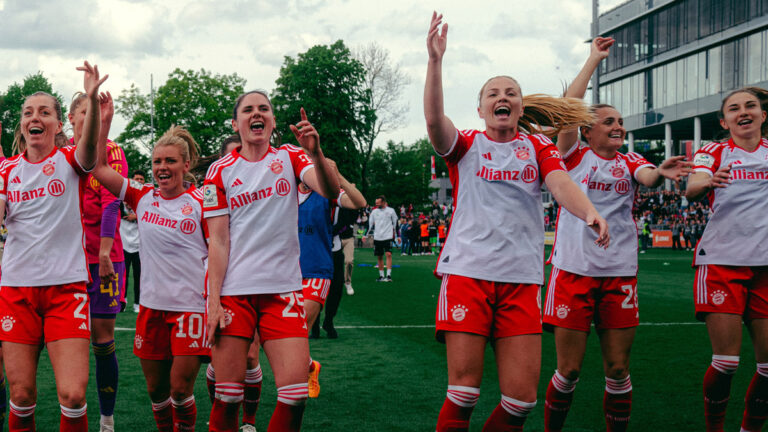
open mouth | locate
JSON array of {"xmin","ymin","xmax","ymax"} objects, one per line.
[
  {"xmin": 156, "ymin": 174, "xmax": 171, "ymax": 181},
  {"xmin": 29, "ymin": 127, "xmax": 44, "ymax": 135},
  {"xmin": 738, "ymin": 118, "xmax": 753, "ymax": 126},
  {"xmin": 250, "ymin": 121, "xmax": 265, "ymax": 132},
  {"xmin": 609, "ymin": 132, "xmax": 623, "ymax": 138},
  {"xmin": 494, "ymin": 106, "xmax": 511, "ymax": 119}
]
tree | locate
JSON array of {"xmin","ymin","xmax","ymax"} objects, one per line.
[
  {"xmin": 116, "ymin": 69, "xmax": 246, "ymax": 158},
  {"xmin": 365, "ymin": 138, "xmax": 437, "ymax": 207},
  {"xmin": 354, "ymin": 42, "xmax": 411, "ymax": 194},
  {"xmin": 272, "ymin": 40, "xmax": 374, "ymax": 185},
  {"xmin": 0, "ymin": 72, "xmax": 67, "ymax": 156}
]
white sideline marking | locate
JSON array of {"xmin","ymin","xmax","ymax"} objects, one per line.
[{"xmin": 115, "ymin": 322, "xmax": 703, "ymax": 332}]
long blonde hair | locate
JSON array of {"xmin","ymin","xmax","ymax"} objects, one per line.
[
  {"xmin": 478, "ymin": 76, "xmax": 594, "ymax": 138},
  {"xmin": 154, "ymin": 125, "xmax": 200, "ymax": 184}
]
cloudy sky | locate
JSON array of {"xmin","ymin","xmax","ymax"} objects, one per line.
[{"xmin": 0, "ymin": 0, "xmax": 625, "ymax": 150}]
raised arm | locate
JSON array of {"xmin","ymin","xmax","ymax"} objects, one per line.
[
  {"xmin": 685, "ymin": 166, "xmax": 731, "ymax": 201},
  {"xmin": 327, "ymin": 158, "xmax": 366, "ymax": 209},
  {"xmin": 545, "ymin": 170, "xmax": 610, "ymax": 248},
  {"xmin": 424, "ymin": 11, "xmax": 457, "ymax": 154},
  {"xmin": 291, "ymin": 108, "xmax": 340, "ymax": 199},
  {"xmin": 635, "ymin": 155, "xmax": 693, "ymax": 188},
  {"xmin": 74, "ymin": 61, "xmax": 108, "ymax": 171},
  {"xmin": 556, "ymin": 37, "xmax": 614, "ymax": 155},
  {"xmin": 89, "ymin": 92, "xmax": 125, "ymax": 198}
]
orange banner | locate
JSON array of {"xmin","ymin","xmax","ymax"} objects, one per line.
[{"xmin": 652, "ymin": 230, "xmax": 674, "ymax": 248}]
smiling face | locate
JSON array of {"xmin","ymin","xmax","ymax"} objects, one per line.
[
  {"xmin": 720, "ymin": 91, "xmax": 767, "ymax": 140},
  {"xmin": 232, "ymin": 92, "xmax": 276, "ymax": 146},
  {"xmin": 583, "ymin": 106, "xmax": 626, "ymax": 152},
  {"xmin": 477, "ymin": 76, "xmax": 524, "ymax": 135},
  {"xmin": 152, "ymin": 144, "xmax": 189, "ymax": 194},
  {"xmin": 21, "ymin": 94, "xmax": 62, "ymax": 152}
]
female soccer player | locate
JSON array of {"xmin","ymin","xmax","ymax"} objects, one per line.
[
  {"xmin": 0, "ymin": 61, "xmax": 106, "ymax": 432},
  {"xmin": 204, "ymin": 90, "xmax": 338, "ymax": 432},
  {"xmin": 425, "ymin": 13, "xmax": 609, "ymax": 431},
  {"xmin": 686, "ymin": 87, "xmax": 768, "ymax": 432},
  {"xmin": 69, "ymin": 89, "xmax": 129, "ymax": 432},
  {"xmin": 542, "ymin": 37, "xmax": 691, "ymax": 432},
  {"xmin": 88, "ymin": 93, "xmax": 209, "ymax": 431}
]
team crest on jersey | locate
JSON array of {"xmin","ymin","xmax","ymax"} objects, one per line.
[
  {"xmin": 515, "ymin": 147, "xmax": 530, "ymax": 160},
  {"xmin": 270, "ymin": 159, "xmax": 284, "ymax": 174},
  {"xmin": 711, "ymin": 290, "xmax": 727, "ymax": 306},
  {"xmin": 1, "ymin": 315, "xmax": 15, "ymax": 332},
  {"xmin": 451, "ymin": 304, "xmax": 468, "ymax": 322},
  {"xmin": 555, "ymin": 305, "xmax": 570, "ymax": 319},
  {"xmin": 611, "ymin": 166, "xmax": 625, "ymax": 178},
  {"xmin": 42, "ymin": 163, "xmax": 55, "ymax": 176},
  {"xmin": 203, "ymin": 184, "xmax": 218, "ymax": 208},
  {"xmin": 223, "ymin": 309, "xmax": 235, "ymax": 326},
  {"xmin": 694, "ymin": 153, "xmax": 715, "ymax": 168},
  {"xmin": 181, "ymin": 203, "xmax": 193, "ymax": 215},
  {"xmin": 134, "ymin": 335, "xmax": 143, "ymax": 349}
]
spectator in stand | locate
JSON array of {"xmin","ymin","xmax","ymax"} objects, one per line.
[
  {"xmin": 420, "ymin": 217, "xmax": 431, "ymax": 255},
  {"xmin": 409, "ymin": 217, "xmax": 421, "ymax": 255},
  {"xmin": 122, "ymin": 170, "xmax": 144, "ymax": 313},
  {"xmin": 399, "ymin": 218, "xmax": 410, "ymax": 255},
  {"xmin": 684, "ymin": 220, "xmax": 694, "ymax": 250},
  {"xmin": 671, "ymin": 221, "xmax": 683, "ymax": 251},
  {"xmin": 429, "ymin": 219, "xmax": 439, "ymax": 254}
]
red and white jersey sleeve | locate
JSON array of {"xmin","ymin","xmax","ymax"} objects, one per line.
[
  {"xmin": 120, "ymin": 179, "xmax": 207, "ymax": 312},
  {"xmin": 694, "ymin": 139, "xmax": 768, "ymax": 266},
  {"xmin": 0, "ymin": 146, "xmax": 89, "ymax": 286},
  {"xmin": 203, "ymin": 145, "xmax": 313, "ymax": 295},
  {"xmin": 550, "ymin": 146, "xmax": 654, "ymax": 277},
  {"xmin": 435, "ymin": 130, "xmax": 565, "ymax": 284}
]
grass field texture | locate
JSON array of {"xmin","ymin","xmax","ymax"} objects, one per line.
[{"xmin": 25, "ymin": 247, "xmax": 758, "ymax": 431}]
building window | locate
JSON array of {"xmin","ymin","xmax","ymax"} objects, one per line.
[{"xmin": 746, "ymin": 31, "xmax": 763, "ymax": 85}]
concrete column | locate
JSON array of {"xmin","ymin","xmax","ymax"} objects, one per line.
[
  {"xmin": 665, "ymin": 123, "xmax": 673, "ymax": 191},
  {"xmin": 694, "ymin": 116, "xmax": 702, "ymax": 152},
  {"xmin": 628, "ymin": 131, "xmax": 635, "ymax": 153}
]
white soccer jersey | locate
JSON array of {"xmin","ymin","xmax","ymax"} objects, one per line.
[
  {"xmin": 692, "ymin": 138, "xmax": 768, "ymax": 266},
  {"xmin": 435, "ymin": 129, "xmax": 567, "ymax": 284},
  {"xmin": 368, "ymin": 206, "xmax": 398, "ymax": 241},
  {"xmin": 549, "ymin": 145, "xmax": 654, "ymax": 277},
  {"xmin": 0, "ymin": 146, "xmax": 90, "ymax": 286},
  {"xmin": 121, "ymin": 180, "xmax": 208, "ymax": 312},
  {"xmin": 203, "ymin": 145, "xmax": 314, "ymax": 295}
]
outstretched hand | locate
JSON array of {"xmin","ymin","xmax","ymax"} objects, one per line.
[
  {"xmin": 77, "ymin": 61, "xmax": 108, "ymax": 99},
  {"xmin": 289, "ymin": 108, "xmax": 320, "ymax": 155},
  {"xmin": 658, "ymin": 155, "xmax": 693, "ymax": 182},
  {"xmin": 98, "ymin": 92, "xmax": 114, "ymax": 126},
  {"xmin": 590, "ymin": 36, "xmax": 615, "ymax": 61},
  {"xmin": 427, "ymin": 11, "xmax": 448, "ymax": 61}
]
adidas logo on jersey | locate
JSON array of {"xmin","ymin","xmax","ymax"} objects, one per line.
[
  {"xmin": 79, "ymin": 322, "xmax": 88, "ymax": 331},
  {"xmin": 482, "ymin": 152, "xmax": 492, "ymax": 161},
  {"xmin": 231, "ymin": 178, "xmax": 244, "ymax": 187},
  {"xmin": 109, "ymin": 299, "xmax": 118, "ymax": 307},
  {"xmin": 152, "ymin": 201, "xmax": 160, "ymax": 208},
  {"xmin": 442, "ymin": 255, "xmax": 450, "ymax": 263},
  {"xmin": 188, "ymin": 341, "xmax": 199, "ymax": 348},
  {"xmin": 10, "ymin": 176, "xmax": 21, "ymax": 184}
]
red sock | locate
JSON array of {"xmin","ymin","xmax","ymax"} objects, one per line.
[
  {"xmin": 60, "ymin": 404, "xmax": 87, "ymax": 432},
  {"xmin": 742, "ymin": 364, "xmax": 768, "ymax": 432},
  {"xmin": 206, "ymin": 364, "xmax": 216, "ymax": 405},
  {"xmin": 482, "ymin": 395, "xmax": 536, "ymax": 432},
  {"xmin": 210, "ymin": 383, "xmax": 243, "ymax": 432},
  {"xmin": 8, "ymin": 402, "xmax": 35, "ymax": 432},
  {"xmin": 151, "ymin": 398, "xmax": 173, "ymax": 432},
  {"xmin": 172, "ymin": 396, "xmax": 196, "ymax": 431},
  {"xmin": 604, "ymin": 376, "xmax": 632, "ymax": 432},
  {"xmin": 436, "ymin": 385, "xmax": 480, "ymax": 431},
  {"xmin": 704, "ymin": 355, "xmax": 739, "ymax": 432},
  {"xmin": 545, "ymin": 371, "xmax": 578, "ymax": 432},
  {"xmin": 242, "ymin": 366, "xmax": 263, "ymax": 425},
  {"xmin": 268, "ymin": 384, "xmax": 308, "ymax": 432}
]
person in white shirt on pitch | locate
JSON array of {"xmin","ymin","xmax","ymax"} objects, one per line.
[{"xmin": 367, "ymin": 195, "xmax": 398, "ymax": 282}]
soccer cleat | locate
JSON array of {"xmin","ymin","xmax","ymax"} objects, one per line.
[
  {"xmin": 385, "ymin": 275, "xmax": 392, "ymax": 282},
  {"xmin": 376, "ymin": 276, "xmax": 385, "ymax": 282},
  {"xmin": 345, "ymin": 283, "xmax": 354, "ymax": 295},
  {"xmin": 308, "ymin": 361, "xmax": 322, "ymax": 398},
  {"xmin": 100, "ymin": 416, "xmax": 115, "ymax": 432},
  {"xmin": 240, "ymin": 424, "xmax": 257, "ymax": 432}
]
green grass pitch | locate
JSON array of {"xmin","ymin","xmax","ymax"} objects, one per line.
[{"xmin": 23, "ymin": 247, "xmax": 758, "ymax": 430}]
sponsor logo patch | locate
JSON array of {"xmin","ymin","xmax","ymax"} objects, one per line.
[
  {"xmin": 203, "ymin": 184, "xmax": 218, "ymax": 208},
  {"xmin": 694, "ymin": 153, "xmax": 715, "ymax": 168},
  {"xmin": 614, "ymin": 179, "xmax": 631, "ymax": 195},
  {"xmin": 275, "ymin": 178, "xmax": 291, "ymax": 196},
  {"xmin": 180, "ymin": 218, "xmax": 197, "ymax": 234},
  {"xmin": 47, "ymin": 179, "xmax": 65, "ymax": 196}
]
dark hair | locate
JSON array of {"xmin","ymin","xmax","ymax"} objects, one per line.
[
  {"xmin": 718, "ymin": 87, "xmax": 768, "ymax": 138},
  {"xmin": 232, "ymin": 90, "xmax": 282, "ymax": 147},
  {"xmin": 132, "ymin": 169, "xmax": 146, "ymax": 178},
  {"xmin": 14, "ymin": 92, "xmax": 64, "ymax": 154},
  {"xmin": 376, "ymin": 195, "xmax": 386, "ymax": 202},
  {"xmin": 219, "ymin": 134, "xmax": 241, "ymax": 157}
]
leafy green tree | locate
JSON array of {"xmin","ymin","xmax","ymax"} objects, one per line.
[
  {"xmin": 271, "ymin": 40, "xmax": 374, "ymax": 186},
  {"xmin": 116, "ymin": 69, "xmax": 246, "ymax": 158},
  {"xmin": 0, "ymin": 72, "xmax": 66, "ymax": 155},
  {"xmin": 365, "ymin": 138, "xmax": 437, "ymax": 207}
]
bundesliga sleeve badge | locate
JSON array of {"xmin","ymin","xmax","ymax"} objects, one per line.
[
  {"xmin": 694, "ymin": 153, "xmax": 716, "ymax": 168},
  {"xmin": 203, "ymin": 184, "xmax": 218, "ymax": 208}
]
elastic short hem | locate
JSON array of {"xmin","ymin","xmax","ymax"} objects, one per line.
[
  {"xmin": 543, "ymin": 322, "xmax": 591, "ymax": 333},
  {"xmin": 0, "ymin": 336, "xmax": 43, "ymax": 345},
  {"xmin": 45, "ymin": 335, "xmax": 90, "ymax": 344},
  {"xmin": 259, "ymin": 333, "xmax": 308, "ymax": 345},
  {"xmin": 695, "ymin": 310, "xmax": 752, "ymax": 322}
]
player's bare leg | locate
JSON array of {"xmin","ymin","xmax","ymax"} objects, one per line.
[
  {"xmin": 3, "ymin": 342, "xmax": 41, "ymax": 430},
  {"xmin": 385, "ymin": 252, "xmax": 393, "ymax": 280},
  {"xmin": 704, "ymin": 313, "xmax": 743, "ymax": 431},
  {"xmin": 242, "ymin": 338, "xmax": 263, "ymax": 430},
  {"xmin": 483, "ymin": 334, "xmax": 540, "ymax": 431},
  {"xmin": 742, "ymin": 318, "xmax": 768, "ymax": 431},
  {"xmin": 170, "ymin": 356, "xmax": 202, "ymax": 431},
  {"xmin": 49, "ymin": 338, "xmax": 90, "ymax": 431},
  {"xmin": 545, "ymin": 328, "xmax": 589, "ymax": 432},
  {"xmin": 0, "ymin": 347, "xmax": 7, "ymax": 428},
  {"xmin": 141, "ymin": 359, "xmax": 173, "ymax": 431},
  {"xmin": 210, "ymin": 335, "xmax": 250, "ymax": 431},
  {"xmin": 263, "ymin": 337, "xmax": 311, "ymax": 432},
  {"xmin": 598, "ymin": 328, "xmax": 635, "ymax": 432},
  {"xmin": 91, "ymin": 317, "xmax": 118, "ymax": 431},
  {"xmin": 436, "ymin": 332, "xmax": 485, "ymax": 432},
  {"xmin": 376, "ymin": 256, "xmax": 385, "ymax": 281}
]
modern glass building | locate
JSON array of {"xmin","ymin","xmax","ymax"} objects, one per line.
[{"xmin": 592, "ymin": 0, "xmax": 768, "ymax": 164}]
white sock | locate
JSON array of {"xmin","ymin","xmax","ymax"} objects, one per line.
[
  {"xmin": 379, "ymin": 270, "xmax": 384, "ymax": 277},
  {"xmin": 386, "ymin": 269, "xmax": 391, "ymax": 277}
]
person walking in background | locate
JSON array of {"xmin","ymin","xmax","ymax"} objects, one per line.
[
  {"xmin": 368, "ymin": 195, "xmax": 398, "ymax": 282},
  {"xmin": 121, "ymin": 170, "xmax": 144, "ymax": 313},
  {"xmin": 399, "ymin": 217, "xmax": 410, "ymax": 256},
  {"xmin": 338, "ymin": 206, "xmax": 358, "ymax": 295}
]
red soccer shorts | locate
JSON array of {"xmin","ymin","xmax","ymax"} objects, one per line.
[
  {"xmin": 212, "ymin": 292, "xmax": 308, "ymax": 344},
  {"xmin": 542, "ymin": 267, "xmax": 639, "ymax": 332},
  {"xmin": 133, "ymin": 307, "xmax": 210, "ymax": 360},
  {"xmin": 302, "ymin": 278, "xmax": 330, "ymax": 306},
  {"xmin": 435, "ymin": 274, "xmax": 542, "ymax": 342},
  {"xmin": 694, "ymin": 264, "xmax": 768, "ymax": 321},
  {"xmin": 0, "ymin": 283, "xmax": 90, "ymax": 344}
]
